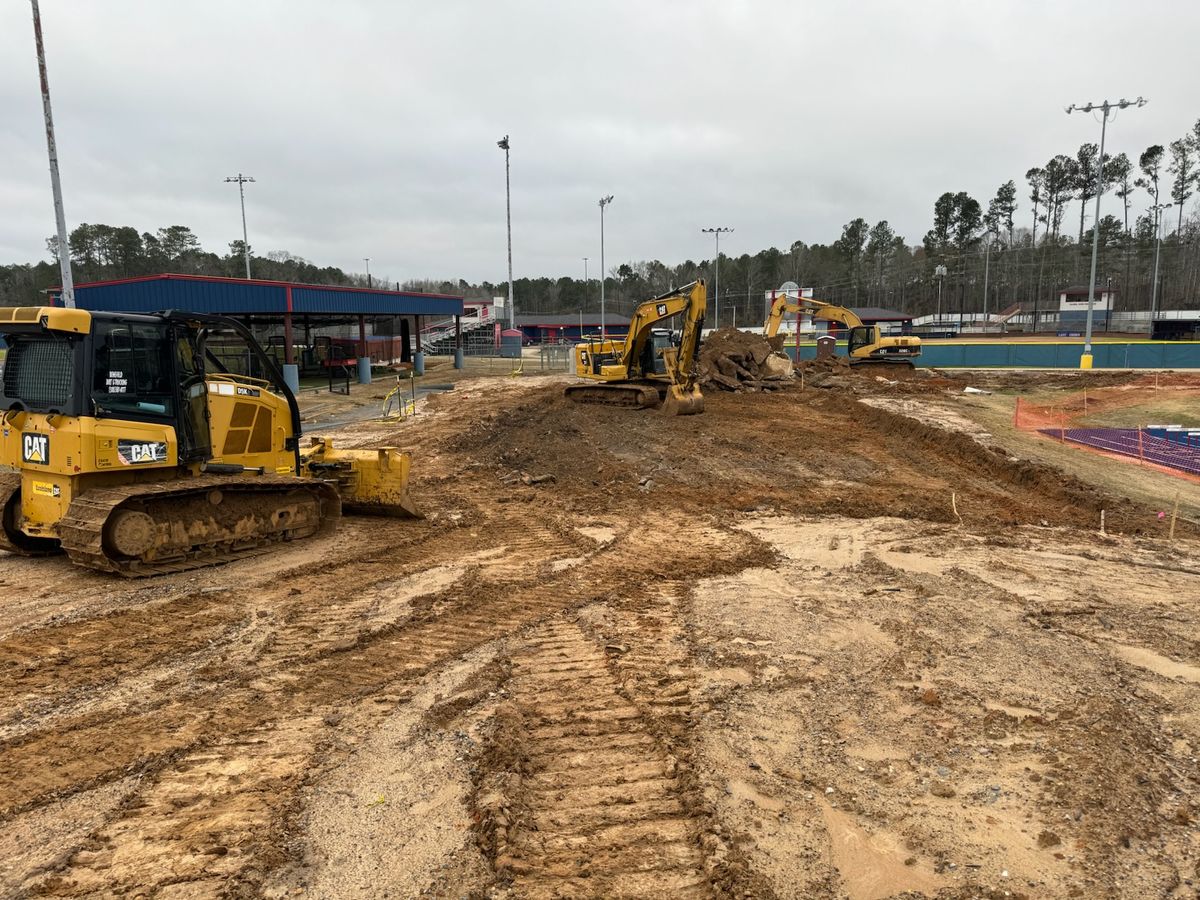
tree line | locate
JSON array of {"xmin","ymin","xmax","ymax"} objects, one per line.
[
  {"xmin": 0, "ymin": 224, "xmax": 362, "ymax": 308},
  {"xmin": 4, "ymin": 114, "xmax": 1198, "ymax": 328}
]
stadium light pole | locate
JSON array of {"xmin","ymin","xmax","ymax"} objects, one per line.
[
  {"xmin": 30, "ymin": 0, "xmax": 74, "ymax": 307},
  {"xmin": 702, "ymin": 227, "xmax": 733, "ymax": 329},
  {"xmin": 224, "ymin": 173, "xmax": 255, "ymax": 279},
  {"xmin": 1065, "ymin": 96, "xmax": 1147, "ymax": 368},
  {"xmin": 1149, "ymin": 201, "xmax": 1171, "ymax": 319},
  {"xmin": 497, "ymin": 136, "xmax": 514, "ymax": 328},
  {"xmin": 599, "ymin": 196, "xmax": 613, "ymax": 339},
  {"xmin": 934, "ymin": 264, "xmax": 947, "ymax": 326}
]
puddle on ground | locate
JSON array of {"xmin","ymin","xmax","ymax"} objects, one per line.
[
  {"xmin": 818, "ymin": 800, "xmax": 943, "ymax": 900},
  {"xmin": 1113, "ymin": 644, "xmax": 1200, "ymax": 683}
]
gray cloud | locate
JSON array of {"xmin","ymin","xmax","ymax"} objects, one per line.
[{"xmin": 2, "ymin": 0, "xmax": 1196, "ymax": 286}]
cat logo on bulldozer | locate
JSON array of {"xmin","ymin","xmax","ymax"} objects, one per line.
[
  {"xmin": 117, "ymin": 439, "xmax": 169, "ymax": 465},
  {"xmin": 22, "ymin": 433, "xmax": 49, "ymax": 465}
]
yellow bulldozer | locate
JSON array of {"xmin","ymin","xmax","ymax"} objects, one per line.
[
  {"xmin": 565, "ymin": 280, "xmax": 707, "ymax": 415},
  {"xmin": 765, "ymin": 294, "xmax": 921, "ymax": 365},
  {"xmin": 0, "ymin": 306, "xmax": 418, "ymax": 576}
]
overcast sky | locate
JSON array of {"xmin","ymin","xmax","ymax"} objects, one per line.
[{"xmin": 2, "ymin": 1, "xmax": 1197, "ymax": 287}]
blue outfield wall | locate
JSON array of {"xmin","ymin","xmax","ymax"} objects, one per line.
[{"xmin": 783, "ymin": 340, "xmax": 1200, "ymax": 369}]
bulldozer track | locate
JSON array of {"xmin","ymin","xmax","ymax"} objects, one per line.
[
  {"xmin": 478, "ymin": 618, "xmax": 712, "ymax": 898},
  {"xmin": 57, "ymin": 475, "xmax": 341, "ymax": 577}
]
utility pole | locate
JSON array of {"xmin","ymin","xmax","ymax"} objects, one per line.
[
  {"xmin": 497, "ymin": 136, "xmax": 514, "ymax": 328},
  {"xmin": 702, "ymin": 227, "xmax": 733, "ymax": 329},
  {"xmin": 1150, "ymin": 201, "xmax": 1171, "ymax": 321},
  {"xmin": 582, "ymin": 256, "xmax": 589, "ymax": 314},
  {"xmin": 364, "ymin": 257, "xmax": 371, "ymax": 288},
  {"xmin": 1065, "ymin": 96, "xmax": 1147, "ymax": 368},
  {"xmin": 30, "ymin": 0, "xmax": 74, "ymax": 307},
  {"xmin": 599, "ymin": 196, "xmax": 613, "ymax": 339},
  {"xmin": 934, "ymin": 264, "xmax": 947, "ymax": 327},
  {"xmin": 224, "ymin": 173, "xmax": 256, "ymax": 279},
  {"xmin": 982, "ymin": 241, "xmax": 993, "ymax": 332}
]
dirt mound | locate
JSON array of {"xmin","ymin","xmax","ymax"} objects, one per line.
[
  {"xmin": 697, "ymin": 327, "xmax": 793, "ymax": 392},
  {"xmin": 795, "ymin": 356, "xmax": 968, "ymax": 395}
]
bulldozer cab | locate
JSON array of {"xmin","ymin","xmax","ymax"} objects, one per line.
[
  {"xmin": 89, "ymin": 317, "xmax": 212, "ymax": 462},
  {"xmin": 0, "ymin": 310, "xmax": 301, "ymax": 469}
]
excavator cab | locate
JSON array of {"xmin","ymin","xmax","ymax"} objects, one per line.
[
  {"xmin": 639, "ymin": 329, "xmax": 674, "ymax": 377},
  {"xmin": 847, "ymin": 326, "xmax": 878, "ymax": 359}
]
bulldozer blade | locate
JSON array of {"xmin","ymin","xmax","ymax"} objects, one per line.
[
  {"xmin": 662, "ymin": 385, "xmax": 704, "ymax": 416},
  {"xmin": 300, "ymin": 438, "xmax": 422, "ymax": 518}
]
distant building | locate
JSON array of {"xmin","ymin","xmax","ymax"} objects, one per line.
[
  {"xmin": 513, "ymin": 314, "xmax": 632, "ymax": 344},
  {"xmin": 1057, "ymin": 284, "xmax": 1116, "ymax": 331}
]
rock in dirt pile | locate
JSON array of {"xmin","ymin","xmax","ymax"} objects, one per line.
[{"xmin": 696, "ymin": 327, "xmax": 793, "ymax": 392}]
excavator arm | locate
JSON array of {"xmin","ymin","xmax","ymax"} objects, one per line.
[
  {"xmin": 763, "ymin": 295, "xmax": 920, "ymax": 364},
  {"xmin": 566, "ymin": 280, "xmax": 707, "ymax": 414},
  {"xmin": 620, "ymin": 280, "xmax": 706, "ymax": 378}
]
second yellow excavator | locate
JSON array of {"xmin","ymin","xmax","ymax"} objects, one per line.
[
  {"xmin": 566, "ymin": 280, "xmax": 707, "ymax": 415},
  {"xmin": 765, "ymin": 295, "xmax": 921, "ymax": 365}
]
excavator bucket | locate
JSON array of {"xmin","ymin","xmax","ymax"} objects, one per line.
[
  {"xmin": 662, "ymin": 383, "xmax": 704, "ymax": 416},
  {"xmin": 300, "ymin": 437, "xmax": 421, "ymax": 518}
]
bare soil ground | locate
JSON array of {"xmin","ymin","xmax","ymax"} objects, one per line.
[{"xmin": 2, "ymin": 367, "xmax": 1199, "ymax": 898}]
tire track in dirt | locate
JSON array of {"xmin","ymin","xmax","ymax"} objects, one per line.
[
  {"xmin": 25, "ymin": 521, "xmax": 765, "ymax": 895},
  {"xmin": 476, "ymin": 618, "xmax": 713, "ymax": 898},
  {"xmin": 13, "ymin": 517, "xmax": 667, "ymax": 895}
]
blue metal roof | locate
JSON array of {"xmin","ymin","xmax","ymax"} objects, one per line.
[{"xmin": 58, "ymin": 274, "xmax": 463, "ymax": 318}]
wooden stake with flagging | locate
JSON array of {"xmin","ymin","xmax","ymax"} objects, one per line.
[
  {"xmin": 1100, "ymin": 509, "xmax": 1106, "ymax": 535},
  {"xmin": 952, "ymin": 492, "xmax": 963, "ymax": 526},
  {"xmin": 1169, "ymin": 493, "xmax": 1180, "ymax": 543}
]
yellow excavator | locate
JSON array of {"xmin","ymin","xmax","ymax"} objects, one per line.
[
  {"xmin": 0, "ymin": 306, "xmax": 419, "ymax": 576},
  {"xmin": 565, "ymin": 280, "xmax": 706, "ymax": 415},
  {"xmin": 764, "ymin": 295, "xmax": 921, "ymax": 364}
]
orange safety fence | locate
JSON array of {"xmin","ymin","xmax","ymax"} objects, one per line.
[{"xmin": 1012, "ymin": 372, "xmax": 1200, "ymax": 483}]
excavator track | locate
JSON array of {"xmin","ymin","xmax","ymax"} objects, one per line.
[
  {"xmin": 57, "ymin": 475, "xmax": 342, "ymax": 577},
  {"xmin": 0, "ymin": 473, "xmax": 61, "ymax": 557},
  {"xmin": 563, "ymin": 382, "xmax": 661, "ymax": 409}
]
